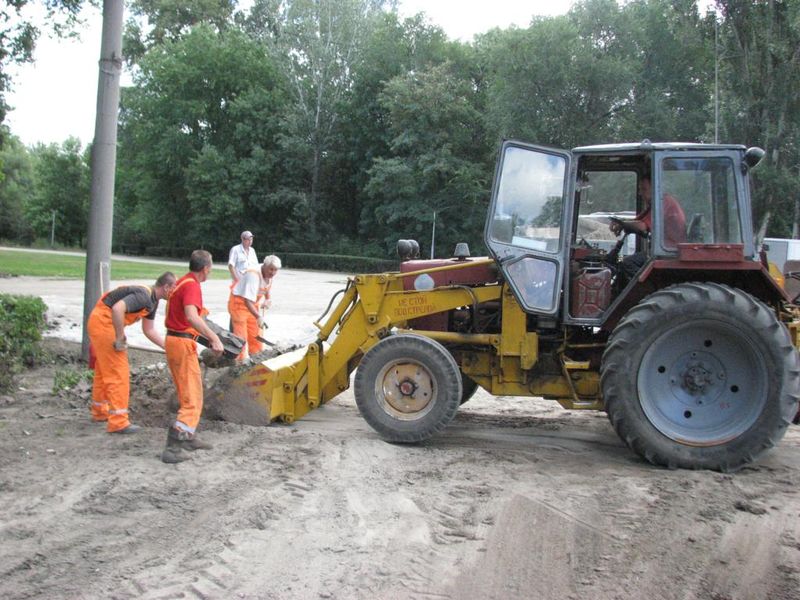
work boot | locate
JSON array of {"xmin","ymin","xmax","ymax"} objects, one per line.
[
  {"xmin": 181, "ymin": 433, "xmax": 213, "ymax": 451},
  {"xmin": 161, "ymin": 427, "xmax": 191, "ymax": 464},
  {"xmin": 110, "ymin": 424, "xmax": 141, "ymax": 434}
]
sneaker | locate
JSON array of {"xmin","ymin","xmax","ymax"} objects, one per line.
[{"xmin": 110, "ymin": 424, "xmax": 141, "ymax": 434}]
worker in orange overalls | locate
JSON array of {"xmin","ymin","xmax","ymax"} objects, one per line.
[
  {"xmin": 227, "ymin": 255, "xmax": 281, "ymax": 361},
  {"xmin": 87, "ymin": 272, "xmax": 177, "ymax": 433},
  {"xmin": 161, "ymin": 250, "xmax": 223, "ymax": 464}
]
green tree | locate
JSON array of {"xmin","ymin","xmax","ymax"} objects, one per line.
[
  {"xmin": 610, "ymin": 0, "xmax": 714, "ymax": 141},
  {"xmin": 116, "ymin": 25, "xmax": 287, "ymax": 254},
  {"xmin": 324, "ymin": 11, "xmax": 464, "ymax": 254},
  {"xmin": 478, "ymin": 10, "xmax": 631, "ymax": 148},
  {"xmin": 0, "ymin": 133, "xmax": 35, "ymax": 241},
  {"xmin": 714, "ymin": 0, "xmax": 800, "ymax": 237},
  {"xmin": 252, "ymin": 0, "xmax": 392, "ymax": 241},
  {"xmin": 27, "ymin": 137, "xmax": 89, "ymax": 247},
  {"xmin": 59, "ymin": 0, "xmax": 800, "ymax": 259},
  {"xmin": 478, "ymin": 0, "xmax": 713, "ymax": 147},
  {"xmin": 123, "ymin": 0, "xmax": 237, "ymax": 63},
  {"xmin": 364, "ymin": 62, "xmax": 490, "ymax": 256}
]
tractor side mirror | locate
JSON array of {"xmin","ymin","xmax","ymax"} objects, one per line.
[{"xmin": 743, "ymin": 147, "xmax": 765, "ymax": 172}]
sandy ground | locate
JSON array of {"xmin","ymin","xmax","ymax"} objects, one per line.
[{"xmin": 1, "ymin": 268, "xmax": 799, "ymax": 600}]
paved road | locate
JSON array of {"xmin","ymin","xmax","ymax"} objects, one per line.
[{"xmin": 0, "ymin": 248, "xmax": 349, "ymax": 352}]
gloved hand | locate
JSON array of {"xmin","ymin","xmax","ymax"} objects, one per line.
[
  {"xmin": 113, "ymin": 338, "xmax": 127, "ymax": 352},
  {"xmin": 257, "ymin": 317, "xmax": 267, "ymax": 330}
]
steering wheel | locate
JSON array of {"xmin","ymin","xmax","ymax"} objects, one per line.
[{"xmin": 608, "ymin": 216, "xmax": 638, "ymax": 235}]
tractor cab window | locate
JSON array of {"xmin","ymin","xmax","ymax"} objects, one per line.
[
  {"xmin": 660, "ymin": 157, "xmax": 741, "ymax": 246},
  {"xmin": 486, "ymin": 143, "xmax": 570, "ymax": 315},
  {"xmin": 488, "ymin": 146, "xmax": 567, "ymax": 253}
]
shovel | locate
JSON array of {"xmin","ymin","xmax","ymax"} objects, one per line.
[{"xmin": 257, "ymin": 321, "xmax": 277, "ymax": 347}]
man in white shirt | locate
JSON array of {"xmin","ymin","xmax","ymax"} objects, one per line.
[
  {"xmin": 227, "ymin": 258, "xmax": 276, "ymax": 360},
  {"xmin": 227, "ymin": 230, "xmax": 259, "ymax": 282}
]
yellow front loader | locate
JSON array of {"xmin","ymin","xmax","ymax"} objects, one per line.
[
  {"xmin": 232, "ymin": 258, "xmax": 597, "ymax": 431},
  {"xmin": 227, "ymin": 139, "xmax": 800, "ymax": 472}
]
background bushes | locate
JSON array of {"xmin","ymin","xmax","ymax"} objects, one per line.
[{"xmin": 0, "ymin": 294, "xmax": 47, "ymax": 392}]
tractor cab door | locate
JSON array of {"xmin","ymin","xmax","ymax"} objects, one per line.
[{"xmin": 484, "ymin": 141, "xmax": 571, "ymax": 315}]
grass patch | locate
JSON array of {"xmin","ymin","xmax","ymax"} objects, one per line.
[
  {"xmin": 52, "ymin": 367, "xmax": 94, "ymax": 394},
  {"xmin": 0, "ymin": 249, "xmax": 229, "ymax": 279}
]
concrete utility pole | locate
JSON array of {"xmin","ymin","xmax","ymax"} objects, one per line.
[{"xmin": 82, "ymin": 0, "xmax": 124, "ymax": 359}]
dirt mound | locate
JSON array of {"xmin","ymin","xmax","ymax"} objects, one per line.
[
  {"xmin": 61, "ymin": 358, "xmax": 177, "ymax": 428},
  {"xmin": 128, "ymin": 362, "xmax": 177, "ymax": 427}
]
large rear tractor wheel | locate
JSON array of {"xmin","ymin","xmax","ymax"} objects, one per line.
[
  {"xmin": 354, "ymin": 334, "xmax": 463, "ymax": 443},
  {"xmin": 601, "ymin": 282, "xmax": 799, "ymax": 471}
]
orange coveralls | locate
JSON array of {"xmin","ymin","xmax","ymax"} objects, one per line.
[
  {"xmin": 87, "ymin": 287, "xmax": 154, "ymax": 432},
  {"xmin": 165, "ymin": 274, "xmax": 207, "ymax": 433},
  {"xmin": 227, "ymin": 269, "xmax": 266, "ymax": 360}
]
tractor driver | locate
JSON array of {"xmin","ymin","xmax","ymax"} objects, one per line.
[{"xmin": 609, "ymin": 175, "xmax": 686, "ymax": 282}]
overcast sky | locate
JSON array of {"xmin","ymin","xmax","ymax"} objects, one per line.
[{"xmin": 5, "ymin": 0, "xmax": 575, "ymax": 148}]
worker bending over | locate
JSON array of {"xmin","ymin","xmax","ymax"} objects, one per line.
[
  {"xmin": 259, "ymin": 255, "xmax": 281, "ymax": 312},
  {"xmin": 228, "ymin": 255, "xmax": 281, "ymax": 361},
  {"xmin": 162, "ymin": 250, "xmax": 223, "ymax": 464},
  {"xmin": 87, "ymin": 272, "xmax": 177, "ymax": 433}
]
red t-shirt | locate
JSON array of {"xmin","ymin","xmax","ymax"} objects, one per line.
[
  {"xmin": 165, "ymin": 272, "xmax": 204, "ymax": 331},
  {"xmin": 662, "ymin": 193, "xmax": 687, "ymax": 248},
  {"xmin": 637, "ymin": 193, "xmax": 686, "ymax": 249}
]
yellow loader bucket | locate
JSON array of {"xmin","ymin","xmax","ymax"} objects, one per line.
[{"xmin": 205, "ymin": 347, "xmax": 310, "ymax": 426}]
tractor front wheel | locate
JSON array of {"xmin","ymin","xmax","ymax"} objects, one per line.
[
  {"xmin": 354, "ymin": 334, "xmax": 463, "ymax": 443},
  {"xmin": 601, "ymin": 282, "xmax": 799, "ymax": 471}
]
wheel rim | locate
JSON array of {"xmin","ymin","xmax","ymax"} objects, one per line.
[
  {"xmin": 375, "ymin": 359, "xmax": 437, "ymax": 421},
  {"xmin": 637, "ymin": 319, "xmax": 767, "ymax": 446}
]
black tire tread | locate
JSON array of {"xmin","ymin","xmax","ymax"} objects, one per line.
[
  {"xmin": 601, "ymin": 282, "xmax": 800, "ymax": 471},
  {"xmin": 354, "ymin": 334, "xmax": 462, "ymax": 443}
]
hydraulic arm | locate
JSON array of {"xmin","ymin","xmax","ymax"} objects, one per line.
[{"xmin": 229, "ymin": 260, "xmax": 501, "ymax": 423}]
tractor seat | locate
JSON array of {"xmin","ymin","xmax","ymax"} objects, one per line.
[{"xmin": 685, "ymin": 213, "xmax": 705, "ymax": 243}]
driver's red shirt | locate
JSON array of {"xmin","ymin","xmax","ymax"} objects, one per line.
[{"xmin": 638, "ymin": 193, "xmax": 686, "ymax": 248}]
